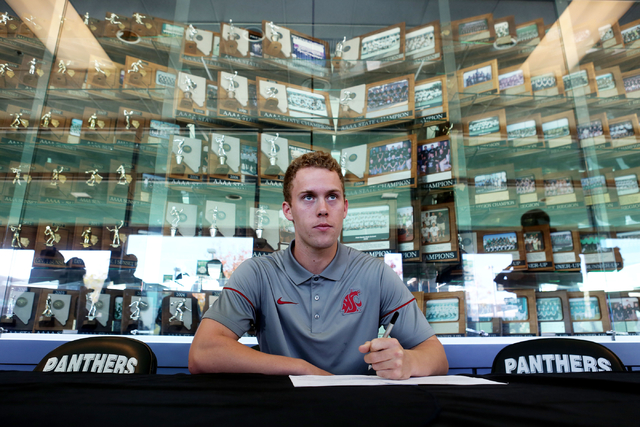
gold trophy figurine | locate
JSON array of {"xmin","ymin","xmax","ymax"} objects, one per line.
[
  {"xmin": 10, "ymin": 224, "xmax": 23, "ymax": 249},
  {"xmin": 107, "ymin": 221, "xmax": 124, "ymax": 248}
]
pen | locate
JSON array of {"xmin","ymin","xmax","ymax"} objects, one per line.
[{"xmin": 368, "ymin": 311, "xmax": 400, "ymax": 371}]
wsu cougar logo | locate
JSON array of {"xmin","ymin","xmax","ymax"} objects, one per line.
[{"xmin": 341, "ymin": 289, "xmax": 363, "ymax": 315}]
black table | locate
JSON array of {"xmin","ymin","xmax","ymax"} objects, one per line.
[{"xmin": 1, "ymin": 371, "xmax": 639, "ymax": 426}]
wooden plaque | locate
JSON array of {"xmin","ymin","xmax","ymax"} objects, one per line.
[
  {"xmin": 420, "ymin": 201, "xmax": 459, "ymax": 263},
  {"xmin": 501, "ymin": 289, "xmax": 538, "ymax": 336},
  {"xmin": 535, "ymin": 290, "xmax": 572, "ymax": 335},
  {"xmin": 423, "ymin": 291, "xmax": 466, "ymax": 336},
  {"xmin": 567, "ymin": 291, "xmax": 611, "ymax": 334},
  {"xmin": 523, "ymin": 224, "xmax": 554, "ymax": 271},
  {"xmin": 476, "ymin": 229, "xmax": 526, "ymax": 270},
  {"xmin": 463, "ymin": 109, "xmax": 507, "ymax": 148}
]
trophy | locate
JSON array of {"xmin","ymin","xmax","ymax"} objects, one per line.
[
  {"xmin": 341, "ymin": 151, "xmax": 348, "ymax": 177},
  {"xmin": 266, "ymin": 21, "xmax": 284, "ymax": 57},
  {"xmin": 128, "ymin": 298, "xmax": 148, "ymax": 322},
  {"xmin": 39, "ymin": 294, "xmax": 54, "ymax": 325},
  {"xmin": 43, "ymin": 225, "xmax": 60, "ymax": 247},
  {"xmin": 103, "ymin": 12, "xmax": 126, "ymax": 37},
  {"xmin": 170, "ymin": 206, "xmax": 183, "ymax": 237},
  {"xmin": 22, "ymin": 57, "xmax": 42, "ymax": 87},
  {"xmin": 9, "ymin": 112, "xmax": 29, "ymax": 131},
  {"xmin": 335, "ymin": 36, "xmax": 347, "ymax": 58},
  {"xmin": 340, "ymin": 90, "xmax": 357, "ymax": 113},
  {"xmin": 255, "ymin": 206, "xmax": 266, "ymax": 239},
  {"xmin": 116, "ymin": 164, "xmax": 132, "ymax": 186},
  {"xmin": 85, "ymin": 169, "xmax": 103, "ymax": 187},
  {"xmin": 107, "ymin": 221, "xmax": 124, "ymax": 249},
  {"xmin": 264, "ymin": 133, "xmax": 282, "ymax": 175},
  {"xmin": 92, "ymin": 60, "xmax": 109, "ymax": 85},
  {"xmin": 210, "ymin": 206, "xmax": 218, "ymax": 237},
  {"xmin": 213, "ymin": 134, "xmax": 230, "ymax": 174},
  {"xmin": 264, "ymin": 86, "xmax": 280, "ymax": 110},
  {"xmin": 126, "ymin": 59, "xmax": 145, "ymax": 85},
  {"xmin": 184, "ymin": 24, "xmax": 199, "ymax": 55},
  {"xmin": 173, "ymin": 137, "xmax": 185, "ymax": 172},
  {"xmin": 223, "ymin": 71, "xmax": 239, "ymax": 107},
  {"xmin": 52, "ymin": 59, "xmax": 73, "ymax": 87},
  {"xmin": 10, "ymin": 224, "xmax": 25, "ymax": 249},
  {"xmin": 46, "ymin": 166, "xmax": 66, "ymax": 196},
  {"xmin": 80, "ymin": 227, "xmax": 99, "ymax": 248},
  {"xmin": 169, "ymin": 298, "xmax": 192, "ymax": 326},
  {"xmin": 0, "ymin": 12, "xmax": 16, "ymax": 37},
  {"xmin": 224, "ymin": 19, "xmax": 241, "ymax": 54},
  {"xmin": 0, "ymin": 294, "xmax": 15, "ymax": 325},
  {"xmin": 84, "ymin": 289, "xmax": 99, "ymax": 326},
  {"xmin": 0, "ymin": 62, "xmax": 16, "ymax": 88},
  {"xmin": 131, "ymin": 12, "xmax": 156, "ymax": 36},
  {"xmin": 180, "ymin": 76, "xmax": 197, "ymax": 109}
]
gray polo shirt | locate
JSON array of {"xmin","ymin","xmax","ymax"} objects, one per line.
[{"xmin": 204, "ymin": 241, "xmax": 434, "ymax": 375}]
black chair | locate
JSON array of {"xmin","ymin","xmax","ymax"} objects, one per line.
[
  {"xmin": 34, "ymin": 336, "xmax": 157, "ymax": 374},
  {"xmin": 491, "ymin": 338, "xmax": 626, "ymax": 374}
]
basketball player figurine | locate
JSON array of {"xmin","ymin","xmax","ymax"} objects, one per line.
[
  {"xmin": 214, "ymin": 134, "xmax": 230, "ymax": 175},
  {"xmin": 180, "ymin": 76, "xmax": 197, "ymax": 109},
  {"xmin": 266, "ymin": 21, "xmax": 284, "ymax": 57},
  {"xmin": 264, "ymin": 133, "xmax": 281, "ymax": 175}
]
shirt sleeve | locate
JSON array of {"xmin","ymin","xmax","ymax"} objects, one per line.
[
  {"xmin": 378, "ymin": 262, "xmax": 435, "ymax": 349},
  {"xmin": 202, "ymin": 259, "xmax": 261, "ymax": 338}
]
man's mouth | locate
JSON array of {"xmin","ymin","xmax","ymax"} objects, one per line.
[{"xmin": 315, "ymin": 223, "xmax": 332, "ymax": 230}]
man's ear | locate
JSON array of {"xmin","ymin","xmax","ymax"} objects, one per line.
[
  {"xmin": 282, "ymin": 201, "xmax": 294, "ymax": 221},
  {"xmin": 343, "ymin": 198, "xmax": 348, "ymax": 219}
]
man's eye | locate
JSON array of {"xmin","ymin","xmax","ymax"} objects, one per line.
[
  {"xmin": 303, "ymin": 195, "xmax": 314, "ymax": 201},
  {"xmin": 328, "ymin": 194, "xmax": 338, "ymax": 200}
]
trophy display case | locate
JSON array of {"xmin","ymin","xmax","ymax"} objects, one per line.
[{"xmin": 0, "ymin": 0, "xmax": 640, "ymax": 349}]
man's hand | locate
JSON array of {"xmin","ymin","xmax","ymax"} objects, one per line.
[
  {"xmin": 359, "ymin": 337, "xmax": 410, "ymax": 379},
  {"xmin": 359, "ymin": 335, "xmax": 449, "ymax": 379}
]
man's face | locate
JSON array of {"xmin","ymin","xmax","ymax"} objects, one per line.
[{"xmin": 282, "ymin": 167, "xmax": 348, "ymax": 253}]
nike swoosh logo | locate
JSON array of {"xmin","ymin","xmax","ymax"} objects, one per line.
[{"xmin": 277, "ymin": 297, "xmax": 298, "ymax": 305}]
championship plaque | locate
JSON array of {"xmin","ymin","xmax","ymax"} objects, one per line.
[
  {"xmin": 332, "ymin": 22, "xmax": 405, "ymax": 74},
  {"xmin": 0, "ymin": 11, "xmax": 18, "ymax": 38},
  {"xmin": 507, "ymin": 113, "xmax": 543, "ymax": 149},
  {"xmin": 209, "ymin": 132, "xmax": 247, "ymax": 181},
  {"xmin": 462, "ymin": 109, "xmax": 507, "ymax": 148},
  {"xmin": 174, "ymin": 72, "xmax": 218, "ymax": 125},
  {"xmin": 168, "ymin": 135, "xmax": 203, "ymax": 181},
  {"xmin": 423, "ymin": 291, "xmax": 466, "ymax": 336},
  {"xmin": 613, "ymin": 166, "xmax": 640, "ymax": 209},
  {"xmin": 516, "ymin": 18, "xmax": 545, "ymax": 46},
  {"xmin": 562, "ymin": 63, "xmax": 597, "ymax": 99},
  {"xmin": 258, "ymin": 133, "xmax": 322, "ymax": 184},
  {"xmin": 342, "ymin": 200, "xmax": 397, "ymax": 257},
  {"xmin": 34, "ymin": 290, "xmax": 79, "ymax": 332},
  {"xmin": 497, "ymin": 62, "xmax": 532, "ymax": 105},
  {"xmin": 597, "ymin": 21, "xmax": 624, "ymax": 49},
  {"xmin": 16, "ymin": 55, "xmax": 46, "ymax": 89},
  {"xmin": 33, "ymin": 222, "xmax": 71, "ymax": 268},
  {"xmin": 476, "ymin": 229, "xmax": 527, "ymax": 270},
  {"xmin": 405, "ymin": 20, "xmax": 442, "ymax": 64},
  {"xmin": 4, "ymin": 105, "xmax": 34, "ymax": 142},
  {"xmin": 542, "ymin": 170, "xmax": 584, "ymax": 208},
  {"xmin": 72, "ymin": 218, "xmax": 102, "ymax": 251},
  {"xmin": 101, "ymin": 12, "xmax": 130, "ymax": 38},
  {"xmin": 77, "ymin": 287, "xmax": 121, "ymax": 333},
  {"xmin": 621, "ymin": 68, "xmax": 640, "ymax": 100},
  {"xmin": 457, "ymin": 59, "xmax": 499, "ymax": 105},
  {"xmin": 500, "ymin": 289, "xmax": 538, "ymax": 336},
  {"xmin": 37, "ymin": 107, "xmax": 73, "ymax": 144},
  {"xmin": 515, "ymin": 167, "xmax": 544, "ymax": 208},
  {"xmin": 578, "ymin": 231, "xmax": 622, "ymax": 272},
  {"xmin": 417, "ymin": 135, "xmax": 455, "ymax": 189},
  {"xmin": 581, "ymin": 169, "xmax": 617, "ymax": 207},
  {"xmin": 396, "ymin": 200, "xmax": 420, "ymax": 261},
  {"xmin": 608, "ymin": 291, "xmax": 640, "ymax": 334},
  {"xmin": 81, "ymin": 107, "xmax": 117, "ymax": 145},
  {"xmin": 567, "ymin": 291, "xmax": 611, "ymax": 334},
  {"xmin": 204, "ymin": 200, "xmax": 236, "ymax": 238},
  {"xmin": 413, "ymin": 75, "xmax": 448, "ymax": 126},
  {"xmin": 535, "ymin": 290, "xmax": 572, "ymax": 335},
  {"xmin": 452, "ymin": 13, "xmax": 495, "ymax": 46},
  {"xmin": 551, "ymin": 230, "xmax": 581, "ymax": 271},
  {"xmin": 216, "ymin": 71, "xmax": 259, "ymax": 126},
  {"xmin": 338, "ymin": 74, "xmax": 415, "ymax": 131},
  {"xmin": 2, "ymin": 223, "xmax": 37, "ymax": 250},
  {"xmin": 523, "ymin": 224, "xmax": 554, "ymax": 271},
  {"xmin": 256, "ymin": 77, "xmax": 334, "ymax": 131},
  {"xmin": 123, "ymin": 56, "xmax": 177, "ymax": 100},
  {"xmin": 541, "ymin": 110, "xmax": 577, "ymax": 149},
  {"xmin": 262, "ymin": 20, "xmax": 330, "ymax": 77},
  {"xmin": 48, "ymin": 58, "xmax": 86, "ymax": 89},
  {"xmin": 420, "ymin": 202, "xmax": 459, "ymax": 263},
  {"xmin": 219, "ymin": 21, "xmax": 263, "ymax": 68},
  {"xmin": 86, "ymin": 56, "xmax": 124, "ymax": 92},
  {"xmin": 122, "ymin": 290, "xmax": 160, "ymax": 334},
  {"xmin": 577, "ymin": 113, "xmax": 610, "ymax": 149},
  {"xmin": 250, "ymin": 204, "xmax": 279, "ymax": 251},
  {"xmin": 469, "ymin": 163, "xmax": 516, "ymax": 208},
  {"xmin": 621, "ymin": 19, "xmax": 640, "ymax": 49},
  {"xmin": 530, "ymin": 65, "xmax": 565, "ymax": 100},
  {"xmin": 344, "ymin": 135, "xmax": 416, "ymax": 189},
  {"xmin": 0, "ymin": 286, "xmax": 41, "ymax": 331},
  {"xmin": 161, "ymin": 292, "xmax": 199, "ymax": 335},
  {"xmin": 107, "ymin": 159, "xmax": 134, "ymax": 204},
  {"xmin": 165, "ymin": 202, "xmax": 198, "ymax": 237},
  {"xmin": 594, "ymin": 66, "xmax": 626, "ymax": 104},
  {"xmin": 181, "ymin": 24, "xmax": 220, "ymax": 61}
]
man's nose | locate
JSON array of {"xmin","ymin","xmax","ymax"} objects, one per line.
[{"xmin": 317, "ymin": 199, "xmax": 328, "ymax": 216}]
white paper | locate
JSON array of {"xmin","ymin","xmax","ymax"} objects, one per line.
[{"xmin": 289, "ymin": 375, "xmax": 507, "ymax": 387}]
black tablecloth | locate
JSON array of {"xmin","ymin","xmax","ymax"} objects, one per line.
[{"xmin": 1, "ymin": 371, "xmax": 639, "ymax": 427}]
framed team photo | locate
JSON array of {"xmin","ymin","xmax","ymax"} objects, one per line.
[
  {"xmin": 577, "ymin": 113, "xmax": 610, "ymax": 148},
  {"xmin": 535, "ymin": 290, "xmax": 572, "ymax": 335},
  {"xmin": 597, "ymin": 21, "xmax": 623, "ymax": 49},
  {"xmin": 581, "ymin": 169, "xmax": 617, "ymax": 206},
  {"xmin": 457, "ymin": 59, "xmax": 499, "ymax": 104},
  {"xmin": 515, "ymin": 167, "xmax": 544, "ymax": 207},
  {"xmin": 567, "ymin": 291, "xmax": 611, "ymax": 334},
  {"xmin": 609, "ymin": 291, "xmax": 640, "ymax": 334},
  {"xmin": 341, "ymin": 200, "xmax": 397, "ymax": 255},
  {"xmin": 578, "ymin": 231, "xmax": 620, "ymax": 271},
  {"xmin": 469, "ymin": 163, "xmax": 516, "ymax": 207},
  {"xmin": 423, "ymin": 291, "xmax": 466, "ymax": 336},
  {"xmin": 608, "ymin": 114, "xmax": 640, "ymax": 149},
  {"xmin": 542, "ymin": 170, "xmax": 583, "ymax": 207},
  {"xmin": 594, "ymin": 66, "xmax": 626, "ymax": 102},
  {"xmin": 452, "ymin": 13, "xmax": 495, "ymax": 44},
  {"xmin": 621, "ymin": 19, "xmax": 640, "ymax": 49},
  {"xmin": 396, "ymin": 200, "xmax": 420, "ymax": 261},
  {"xmin": 613, "ymin": 167, "xmax": 640, "ymax": 207},
  {"xmin": 501, "ymin": 289, "xmax": 538, "ymax": 336},
  {"xmin": 417, "ymin": 135, "xmax": 455, "ymax": 188},
  {"xmin": 562, "ymin": 62, "xmax": 597, "ymax": 98},
  {"xmin": 622, "ymin": 68, "xmax": 640, "ymax": 99},
  {"xmin": 551, "ymin": 230, "xmax": 581, "ymax": 271},
  {"xmin": 507, "ymin": 113, "xmax": 543, "ymax": 148},
  {"xmin": 413, "ymin": 75, "xmax": 448, "ymax": 125},
  {"xmin": 541, "ymin": 110, "xmax": 577, "ymax": 148},
  {"xmin": 420, "ymin": 202, "xmax": 459, "ymax": 263},
  {"xmin": 530, "ymin": 66, "xmax": 565, "ymax": 98},
  {"xmin": 516, "ymin": 18, "xmax": 545, "ymax": 46},
  {"xmin": 523, "ymin": 224, "xmax": 554, "ymax": 270},
  {"xmin": 494, "ymin": 15, "xmax": 517, "ymax": 46},
  {"xmin": 338, "ymin": 74, "xmax": 415, "ymax": 131},
  {"xmin": 498, "ymin": 62, "xmax": 532, "ymax": 103},
  {"xmin": 333, "ymin": 23, "xmax": 406, "ymax": 74},
  {"xmin": 476, "ymin": 229, "xmax": 526, "ymax": 270},
  {"xmin": 405, "ymin": 20, "xmax": 442, "ymax": 62},
  {"xmin": 462, "ymin": 109, "xmax": 507, "ymax": 148}
]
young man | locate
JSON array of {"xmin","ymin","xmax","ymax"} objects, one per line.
[{"xmin": 189, "ymin": 151, "xmax": 448, "ymax": 379}]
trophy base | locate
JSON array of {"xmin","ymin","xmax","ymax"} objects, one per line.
[
  {"xmin": 264, "ymin": 98, "xmax": 279, "ymax": 110},
  {"xmin": 51, "ymin": 73, "xmax": 67, "ymax": 87},
  {"xmin": 264, "ymin": 165, "xmax": 282, "ymax": 176},
  {"xmin": 213, "ymin": 164, "xmax": 230, "ymax": 175},
  {"xmin": 0, "ymin": 316, "xmax": 15, "ymax": 326},
  {"xmin": 180, "ymin": 98, "xmax": 193, "ymax": 109},
  {"xmin": 102, "ymin": 24, "xmax": 120, "ymax": 38},
  {"xmin": 169, "ymin": 320, "xmax": 184, "ymax": 328},
  {"xmin": 210, "ymin": 228, "xmax": 217, "ymax": 237},
  {"xmin": 184, "ymin": 41, "xmax": 198, "ymax": 55},
  {"xmin": 127, "ymin": 72, "xmax": 143, "ymax": 85},
  {"xmin": 171, "ymin": 164, "xmax": 186, "ymax": 174},
  {"xmin": 82, "ymin": 319, "xmax": 97, "ymax": 328},
  {"xmin": 254, "ymin": 237, "xmax": 267, "ymax": 248},
  {"xmin": 92, "ymin": 73, "xmax": 107, "ymax": 85},
  {"xmin": 22, "ymin": 74, "xmax": 38, "ymax": 88},
  {"xmin": 38, "ymin": 316, "xmax": 55, "ymax": 326},
  {"xmin": 224, "ymin": 98, "xmax": 240, "ymax": 109},
  {"xmin": 266, "ymin": 41, "xmax": 283, "ymax": 58}
]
